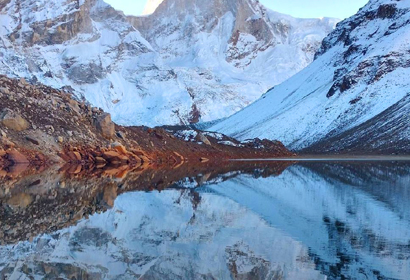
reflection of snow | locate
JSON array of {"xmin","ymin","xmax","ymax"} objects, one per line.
[
  {"xmin": 0, "ymin": 163, "xmax": 409, "ymax": 279},
  {"xmin": 204, "ymin": 165, "xmax": 410, "ymax": 279},
  {"xmin": 0, "ymin": 189, "xmax": 322, "ymax": 279}
]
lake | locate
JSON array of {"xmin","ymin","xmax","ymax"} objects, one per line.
[{"xmin": 0, "ymin": 160, "xmax": 409, "ymax": 279}]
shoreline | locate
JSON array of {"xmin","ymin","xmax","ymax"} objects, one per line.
[
  {"xmin": 0, "ymin": 75, "xmax": 293, "ymax": 179},
  {"xmin": 230, "ymin": 156, "xmax": 410, "ymax": 162}
]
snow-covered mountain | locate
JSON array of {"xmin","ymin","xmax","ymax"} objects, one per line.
[
  {"xmin": 0, "ymin": 0, "xmax": 336, "ymax": 126},
  {"xmin": 128, "ymin": 0, "xmax": 337, "ymax": 125},
  {"xmin": 211, "ymin": 0, "xmax": 410, "ymax": 153},
  {"xmin": 142, "ymin": 0, "xmax": 162, "ymax": 15}
]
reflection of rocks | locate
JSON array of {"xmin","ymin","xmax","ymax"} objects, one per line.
[
  {"xmin": 302, "ymin": 161, "xmax": 410, "ymax": 221},
  {"xmin": 69, "ymin": 227, "xmax": 113, "ymax": 251},
  {"xmin": 0, "ymin": 188, "xmax": 316, "ymax": 280},
  {"xmin": 102, "ymin": 184, "xmax": 118, "ymax": 207},
  {"xmin": 226, "ymin": 242, "xmax": 279, "ymax": 280},
  {"xmin": 0, "ymin": 261, "xmax": 102, "ymax": 280},
  {"xmin": 6, "ymin": 193, "xmax": 33, "ymax": 209},
  {"xmin": 0, "ymin": 161, "xmax": 291, "ymax": 245},
  {"xmin": 1, "ymin": 162, "xmax": 410, "ymax": 279}
]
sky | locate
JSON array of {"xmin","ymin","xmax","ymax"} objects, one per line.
[{"xmin": 104, "ymin": 0, "xmax": 369, "ymax": 19}]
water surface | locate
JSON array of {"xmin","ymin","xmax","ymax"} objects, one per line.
[{"xmin": 0, "ymin": 161, "xmax": 409, "ymax": 279}]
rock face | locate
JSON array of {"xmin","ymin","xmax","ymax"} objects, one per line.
[
  {"xmin": 1, "ymin": 109, "xmax": 29, "ymax": 131},
  {"xmin": 7, "ymin": 150, "xmax": 29, "ymax": 164},
  {"xmin": 212, "ymin": 0, "xmax": 410, "ymax": 154},
  {"xmin": 0, "ymin": 0, "xmax": 336, "ymax": 126}
]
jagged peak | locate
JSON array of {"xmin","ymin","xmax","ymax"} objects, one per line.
[
  {"xmin": 142, "ymin": 0, "xmax": 163, "ymax": 15},
  {"xmin": 143, "ymin": 0, "xmax": 264, "ymax": 17}
]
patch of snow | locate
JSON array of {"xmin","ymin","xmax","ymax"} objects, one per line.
[{"xmin": 173, "ymin": 130, "xmax": 198, "ymax": 142}]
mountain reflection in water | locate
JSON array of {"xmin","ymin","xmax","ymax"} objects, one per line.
[{"xmin": 0, "ymin": 161, "xmax": 409, "ymax": 280}]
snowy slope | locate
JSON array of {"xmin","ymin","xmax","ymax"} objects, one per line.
[
  {"xmin": 142, "ymin": 0, "xmax": 162, "ymax": 15},
  {"xmin": 211, "ymin": 0, "xmax": 410, "ymax": 152},
  {"xmin": 128, "ymin": 0, "xmax": 337, "ymax": 125},
  {"xmin": 0, "ymin": 0, "xmax": 336, "ymax": 126}
]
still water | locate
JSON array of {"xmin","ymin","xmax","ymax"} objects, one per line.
[{"xmin": 0, "ymin": 161, "xmax": 409, "ymax": 279}]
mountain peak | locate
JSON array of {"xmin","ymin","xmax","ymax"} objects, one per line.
[{"xmin": 142, "ymin": 0, "xmax": 163, "ymax": 15}]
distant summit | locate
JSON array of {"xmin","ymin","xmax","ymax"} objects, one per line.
[{"xmin": 142, "ymin": 0, "xmax": 163, "ymax": 15}]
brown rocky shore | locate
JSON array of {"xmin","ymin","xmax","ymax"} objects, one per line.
[{"xmin": 0, "ymin": 75, "xmax": 293, "ymax": 178}]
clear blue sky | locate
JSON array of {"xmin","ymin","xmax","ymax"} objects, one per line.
[{"xmin": 104, "ymin": 0, "xmax": 369, "ymax": 19}]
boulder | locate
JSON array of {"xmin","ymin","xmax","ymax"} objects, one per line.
[
  {"xmin": 1, "ymin": 137, "xmax": 15, "ymax": 148},
  {"xmin": 139, "ymin": 155, "xmax": 151, "ymax": 163},
  {"xmin": 95, "ymin": 156, "xmax": 107, "ymax": 164},
  {"xmin": 7, "ymin": 193, "xmax": 33, "ymax": 208},
  {"xmin": 200, "ymin": 157, "xmax": 209, "ymax": 163},
  {"xmin": 102, "ymin": 151, "xmax": 121, "ymax": 161},
  {"xmin": 57, "ymin": 152, "xmax": 71, "ymax": 162},
  {"xmin": 68, "ymin": 165, "xmax": 82, "ymax": 174},
  {"xmin": 25, "ymin": 136, "xmax": 40, "ymax": 145},
  {"xmin": 116, "ymin": 131, "xmax": 126, "ymax": 140},
  {"xmin": 1, "ymin": 109, "xmax": 30, "ymax": 131},
  {"xmin": 67, "ymin": 151, "xmax": 82, "ymax": 161},
  {"xmin": 68, "ymin": 99, "xmax": 81, "ymax": 115},
  {"xmin": 102, "ymin": 151, "xmax": 128, "ymax": 163},
  {"xmin": 8, "ymin": 150, "xmax": 29, "ymax": 164},
  {"xmin": 197, "ymin": 132, "xmax": 211, "ymax": 146},
  {"xmin": 96, "ymin": 113, "xmax": 115, "ymax": 139},
  {"xmin": 0, "ymin": 87, "xmax": 10, "ymax": 95},
  {"xmin": 45, "ymin": 125, "xmax": 55, "ymax": 134},
  {"xmin": 111, "ymin": 142, "xmax": 127, "ymax": 154}
]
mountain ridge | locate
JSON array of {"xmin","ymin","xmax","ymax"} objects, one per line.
[{"xmin": 211, "ymin": 0, "xmax": 410, "ymax": 153}]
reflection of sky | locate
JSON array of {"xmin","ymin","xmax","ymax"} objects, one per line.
[
  {"xmin": 1, "ymin": 163, "xmax": 409, "ymax": 279},
  {"xmin": 104, "ymin": 0, "xmax": 369, "ymax": 19},
  {"xmin": 202, "ymin": 165, "xmax": 410, "ymax": 279}
]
